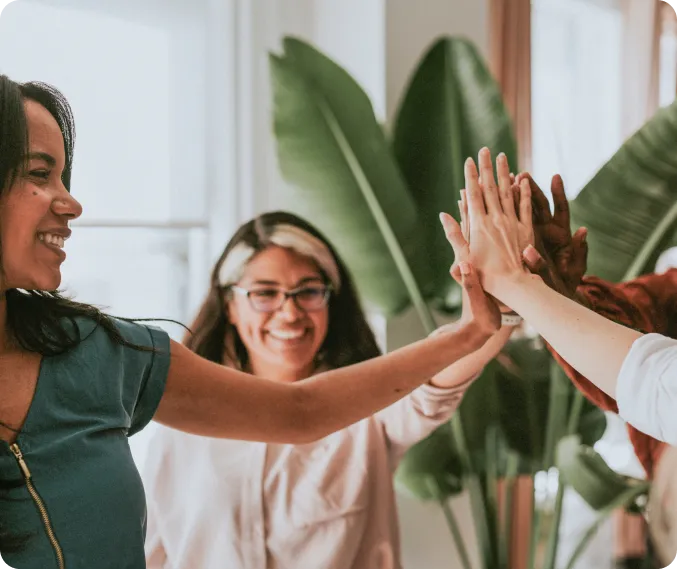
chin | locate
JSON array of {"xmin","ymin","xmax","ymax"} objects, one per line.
[{"xmin": 18, "ymin": 274, "xmax": 62, "ymax": 292}]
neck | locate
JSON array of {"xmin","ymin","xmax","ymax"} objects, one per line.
[{"xmin": 249, "ymin": 358, "xmax": 316, "ymax": 383}]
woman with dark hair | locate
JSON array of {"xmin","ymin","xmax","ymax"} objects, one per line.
[
  {"xmin": 0, "ymin": 74, "xmax": 513, "ymax": 569},
  {"xmin": 143, "ymin": 211, "xmax": 518, "ymax": 569}
]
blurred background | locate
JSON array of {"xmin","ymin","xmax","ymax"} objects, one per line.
[{"xmin": 1, "ymin": 0, "xmax": 676, "ymax": 567}]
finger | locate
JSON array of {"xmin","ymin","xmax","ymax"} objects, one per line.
[
  {"xmin": 512, "ymin": 185, "xmax": 521, "ymax": 214},
  {"xmin": 519, "ymin": 178, "xmax": 533, "ymax": 240},
  {"xmin": 459, "ymin": 261, "xmax": 482, "ymax": 299},
  {"xmin": 522, "ymin": 245, "xmax": 548, "ymax": 277},
  {"xmin": 464, "ymin": 157, "xmax": 486, "ymax": 222},
  {"xmin": 497, "ymin": 153, "xmax": 516, "ymax": 217},
  {"xmin": 461, "ymin": 262, "xmax": 500, "ymax": 332},
  {"xmin": 439, "ymin": 212, "xmax": 468, "ymax": 259},
  {"xmin": 551, "ymin": 174, "xmax": 570, "ymax": 228},
  {"xmin": 525, "ymin": 172, "xmax": 552, "ymax": 224},
  {"xmin": 449, "ymin": 262, "xmax": 463, "ymax": 285},
  {"xmin": 478, "ymin": 147, "xmax": 502, "ymax": 214},
  {"xmin": 510, "ymin": 172, "xmax": 515, "ymax": 184},
  {"xmin": 460, "ymin": 190, "xmax": 469, "ymax": 240},
  {"xmin": 570, "ymin": 227, "xmax": 588, "ymax": 277}
]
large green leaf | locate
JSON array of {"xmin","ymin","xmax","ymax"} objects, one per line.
[
  {"xmin": 395, "ymin": 339, "xmax": 607, "ymax": 499},
  {"xmin": 270, "ymin": 37, "xmax": 435, "ymax": 317},
  {"xmin": 570, "ymin": 100, "xmax": 677, "ymax": 282},
  {"xmin": 392, "ymin": 37, "xmax": 518, "ymax": 308},
  {"xmin": 556, "ymin": 435, "xmax": 649, "ymax": 513}
]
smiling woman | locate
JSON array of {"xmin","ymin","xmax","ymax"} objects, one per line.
[
  {"xmin": 141, "ymin": 211, "xmax": 519, "ymax": 569},
  {"xmin": 0, "ymin": 73, "xmax": 513, "ymax": 569}
]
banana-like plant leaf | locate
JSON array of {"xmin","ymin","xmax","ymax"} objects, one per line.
[
  {"xmin": 392, "ymin": 37, "xmax": 518, "ymax": 309},
  {"xmin": 556, "ymin": 435, "xmax": 648, "ymax": 513},
  {"xmin": 570, "ymin": 100, "xmax": 677, "ymax": 282},
  {"xmin": 270, "ymin": 37, "xmax": 436, "ymax": 317},
  {"xmin": 396, "ymin": 339, "xmax": 607, "ymax": 500},
  {"xmin": 395, "ymin": 423, "xmax": 463, "ymax": 500}
]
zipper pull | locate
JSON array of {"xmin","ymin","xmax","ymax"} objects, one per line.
[{"xmin": 9, "ymin": 443, "xmax": 32, "ymax": 479}]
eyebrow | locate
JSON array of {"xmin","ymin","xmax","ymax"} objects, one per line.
[
  {"xmin": 249, "ymin": 276, "xmax": 325, "ymax": 287},
  {"xmin": 27, "ymin": 152, "xmax": 56, "ymax": 167}
]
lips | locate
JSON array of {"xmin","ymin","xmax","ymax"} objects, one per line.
[{"xmin": 267, "ymin": 329, "xmax": 307, "ymax": 341}]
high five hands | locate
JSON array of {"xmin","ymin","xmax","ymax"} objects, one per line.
[{"xmin": 440, "ymin": 148, "xmax": 538, "ymax": 301}]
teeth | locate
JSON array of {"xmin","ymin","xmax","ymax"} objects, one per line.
[
  {"xmin": 37, "ymin": 233, "xmax": 65, "ymax": 249},
  {"xmin": 268, "ymin": 330, "xmax": 305, "ymax": 341}
]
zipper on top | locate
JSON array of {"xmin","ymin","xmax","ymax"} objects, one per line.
[{"xmin": 9, "ymin": 442, "xmax": 65, "ymax": 569}]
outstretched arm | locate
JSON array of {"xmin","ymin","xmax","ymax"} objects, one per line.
[{"xmin": 153, "ymin": 264, "xmax": 500, "ymax": 444}]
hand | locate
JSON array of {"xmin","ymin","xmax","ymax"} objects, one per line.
[
  {"xmin": 457, "ymin": 262, "xmax": 501, "ymax": 336},
  {"xmin": 438, "ymin": 214, "xmax": 501, "ymax": 337},
  {"xmin": 441, "ymin": 148, "xmax": 532, "ymax": 296},
  {"xmin": 452, "ymin": 188, "xmax": 518, "ymax": 315},
  {"xmin": 458, "ymin": 162, "xmax": 532, "ymax": 314},
  {"xmin": 516, "ymin": 172, "xmax": 588, "ymax": 298}
]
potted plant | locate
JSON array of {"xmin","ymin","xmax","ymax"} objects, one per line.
[{"xmin": 268, "ymin": 36, "xmax": 662, "ymax": 568}]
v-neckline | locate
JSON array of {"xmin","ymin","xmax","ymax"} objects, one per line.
[{"xmin": 0, "ymin": 354, "xmax": 48, "ymax": 451}]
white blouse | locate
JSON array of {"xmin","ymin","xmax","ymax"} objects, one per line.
[
  {"xmin": 142, "ymin": 380, "xmax": 474, "ymax": 569},
  {"xmin": 617, "ymin": 333, "xmax": 677, "ymax": 446}
]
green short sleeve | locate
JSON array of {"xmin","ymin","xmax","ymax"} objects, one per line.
[{"xmin": 108, "ymin": 319, "xmax": 172, "ymax": 436}]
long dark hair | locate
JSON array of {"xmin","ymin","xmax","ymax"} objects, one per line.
[
  {"xmin": 184, "ymin": 211, "xmax": 381, "ymax": 371},
  {"xmin": 0, "ymin": 76, "xmax": 174, "ymax": 553}
]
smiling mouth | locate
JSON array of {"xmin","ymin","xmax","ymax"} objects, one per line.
[
  {"xmin": 37, "ymin": 232, "xmax": 67, "ymax": 260},
  {"xmin": 267, "ymin": 329, "xmax": 309, "ymax": 342},
  {"xmin": 37, "ymin": 232, "xmax": 66, "ymax": 249}
]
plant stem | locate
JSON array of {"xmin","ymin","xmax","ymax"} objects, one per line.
[
  {"xmin": 543, "ymin": 391, "xmax": 585, "ymax": 568},
  {"xmin": 441, "ymin": 498, "xmax": 474, "ymax": 569},
  {"xmin": 425, "ymin": 477, "xmax": 473, "ymax": 569},
  {"xmin": 500, "ymin": 452, "xmax": 520, "ymax": 569},
  {"xmin": 565, "ymin": 484, "xmax": 650, "ymax": 569},
  {"xmin": 530, "ymin": 363, "xmax": 571, "ymax": 568},
  {"xmin": 450, "ymin": 416, "xmax": 495, "ymax": 568},
  {"xmin": 486, "ymin": 427, "xmax": 499, "ymax": 554}
]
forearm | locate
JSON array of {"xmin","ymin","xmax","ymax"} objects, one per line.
[
  {"xmin": 297, "ymin": 324, "xmax": 491, "ymax": 440},
  {"xmin": 494, "ymin": 274, "xmax": 643, "ymax": 398},
  {"xmin": 157, "ymin": 325, "xmax": 492, "ymax": 444},
  {"xmin": 430, "ymin": 324, "xmax": 515, "ymax": 388}
]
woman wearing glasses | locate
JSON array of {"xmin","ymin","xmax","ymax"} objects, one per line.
[{"xmin": 143, "ymin": 211, "xmax": 517, "ymax": 569}]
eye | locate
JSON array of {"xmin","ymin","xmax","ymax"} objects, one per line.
[
  {"xmin": 296, "ymin": 287, "xmax": 326, "ymax": 300},
  {"xmin": 250, "ymin": 289, "xmax": 280, "ymax": 300},
  {"xmin": 29, "ymin": 169, "xmax": 50, "ymax": 180}
]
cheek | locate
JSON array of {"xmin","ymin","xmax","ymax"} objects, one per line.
[
  {"xmin": 310, "ymin": 310, "xmax": 329, "ymax": 345},
  {"xmin": 231, "ymin": 302, "xmax": 268, "ymax": 342}
]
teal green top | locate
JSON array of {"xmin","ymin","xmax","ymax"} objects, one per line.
[{"xmin": 0, "ymin": 318, "xmax": 171, "ymax": 569}]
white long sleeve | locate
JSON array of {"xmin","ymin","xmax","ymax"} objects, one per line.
[{"xmin": 617, "ymin": 334, "xmax": 677, "ymax": 446}]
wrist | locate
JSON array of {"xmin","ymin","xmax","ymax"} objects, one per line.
[{"xmin": 460, "ymin": 320, "xmax": 494, "ymax": 349}]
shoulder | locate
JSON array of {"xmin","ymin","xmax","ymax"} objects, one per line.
[{"xmin": 68, "ymin": 316, "xmax": 170, "ymax": 354}]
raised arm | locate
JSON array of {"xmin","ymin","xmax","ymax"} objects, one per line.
[
  {"xmin": 153, "ymin": 264, "xmax": 500, "ymax": 444},
  {"xmin": 441, "ymin": 148, "xmax": 677, "ymax": 446},
  {"xmin": 521, "ymin": 172, "xmax": 677, "ymax": 412}
]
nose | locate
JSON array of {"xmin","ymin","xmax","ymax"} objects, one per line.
[
  {"xmin": 52, "ymin": 186, "xmax": 83, "ymax": 220},
  {"xmin": 278, "ymin": 294, "xmax": 303, "ymax": 320}
]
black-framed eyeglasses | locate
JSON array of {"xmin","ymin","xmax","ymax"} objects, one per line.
[{"xmin": 229, "ymin": 284, "xmax": 332, "ymax": 313}]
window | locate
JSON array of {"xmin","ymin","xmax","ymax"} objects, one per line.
[
  {"xmin": 0, "ymin": 0, "xmax": 236, "ymax": 471},
  {"xmin": 531, "ymin": 0, "xmax": 624, "ymax": 199}
]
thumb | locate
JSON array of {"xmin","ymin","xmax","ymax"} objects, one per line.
[
  {"xmin": 449, "ymin": 262, "xmax": 463, "ymax": 285},
  {"xmin": 439, "ymin": 212, "xmax": 467, "ymax": 258},
  {"xmin": 522, "ymin": 244, "xmax": 547, "ymax": 274},
  {"xmin": 460, "ymin": 261, "xmax": 483, "ymax": 301},
  {"xmin": 570, "ymin": 227, "xmax": 588, "ymax": 276}
]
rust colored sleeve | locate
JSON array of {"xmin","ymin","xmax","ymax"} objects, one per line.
[{"xmin": 546, "ymin": 268, "xmax": 677, "ymax": 476}]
